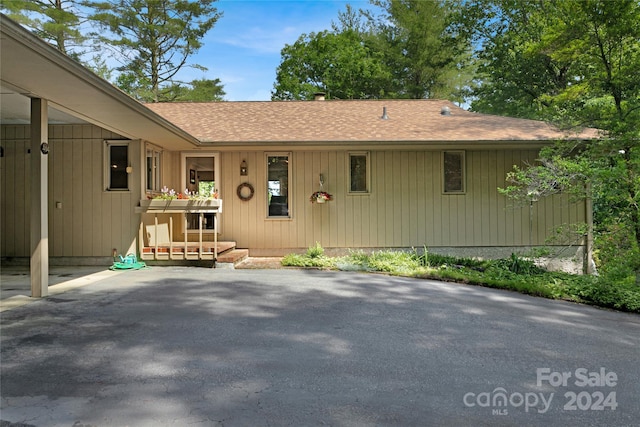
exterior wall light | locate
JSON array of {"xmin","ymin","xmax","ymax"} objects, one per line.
[{"xmin": 240, "ymin": 159, "xmax": 248, "ymax": 176}]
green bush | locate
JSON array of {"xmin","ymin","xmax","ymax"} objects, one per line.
[
  {"xmin": 492, "ymin": 253, "xmax": 545, "ymax": 275},
  {"xmin": 306, "ymin": 241, "xmax": 325, "ymax": 258},
  {"xmin": 367, "ymin": 251, "xmax": 422, "ymax": 273},
  {"xmin": 281, "ymin": 242, "xmax": 334, "ymax": 268},
  {"xmin": 422, "ymin": 251, "xmax": 488, "ymax": 269}
]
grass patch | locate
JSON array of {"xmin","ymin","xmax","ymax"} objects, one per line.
[{"xmin": 281, "ymin": 245, "xmax": 640, "ymax": 313}]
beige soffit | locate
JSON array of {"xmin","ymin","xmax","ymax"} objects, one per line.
[
  {"xmin": 147, "ymin": 100, "xmax": 600, "ymax": 146},
  {"xmin": 0, "ymin": 14, "xmax": 200, "ymax": 150}
]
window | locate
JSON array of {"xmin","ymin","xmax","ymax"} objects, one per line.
[
  {"xmin": 146, "ymin": 145, "xmax": 162, "ymax": 192},
  {"xmin": 104, "ymin": 141, "xmax": 129, "ymax": 191},
  {"xmin": 349, "ymin": 152, "xmax": 370, "ymax": 193},
  {"xmin": 443, "ymin": 151, "xmax": 465, "ymax": 193},
  {"xmin": 267, "ymin": 154, "xmax": 290, "ymax": 217}
]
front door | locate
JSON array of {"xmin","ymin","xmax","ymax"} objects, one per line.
[{"xmin": 182, "ymin": 152, "xmax": 220, "ymax": 235}]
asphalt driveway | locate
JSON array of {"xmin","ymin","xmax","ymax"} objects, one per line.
[{"xmin": 1, "ymin": 267, "xmax": 638, "ymax": 426}]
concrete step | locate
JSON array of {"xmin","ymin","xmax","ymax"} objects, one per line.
[{"xmin": 216, "ymin": 249, "xmax": 249, "ymax": 266}]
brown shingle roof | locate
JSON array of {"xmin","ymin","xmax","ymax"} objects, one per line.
[{"xmin": 145, "ymin": 99, "xmax": 599, "ymax": 143}]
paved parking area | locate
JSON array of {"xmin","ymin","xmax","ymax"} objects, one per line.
[{"xmin": 1, "ymin": 266, "xmax": 639, "ymax": 426}]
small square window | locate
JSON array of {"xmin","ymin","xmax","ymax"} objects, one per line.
[
  {"xmin": 349, "ymin": 152, "xmax": 369, "ymax": 193},
  {"xmin": 443, "ymin": 151, "xmax": 465, "ymax": 193}
]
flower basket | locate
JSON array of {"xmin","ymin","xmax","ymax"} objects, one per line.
[
  {"xmin": 137, "ymin": 186, "xmax": 222, "ymax": 213},
  {"xmin": 310, "ymin": 191, "xmax": 333, "ymax": 203}
]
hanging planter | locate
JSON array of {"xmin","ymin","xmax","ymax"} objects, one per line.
[{"xmin": 310, "ymin": 191, "xmax": 333, "ymax": 204}]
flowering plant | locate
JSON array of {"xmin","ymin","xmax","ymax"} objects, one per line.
[
  {"xmin": 310, "ymin": 191, "xmax": 333, "ymax": 203},
  {"xmin": 153, "ymin": 186, "xmax": 219, "ymax": 200}
]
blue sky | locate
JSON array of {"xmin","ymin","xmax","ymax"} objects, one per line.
[{"xmin": 182, "ymin": 0, "xmax": 377, "ymax": 101}]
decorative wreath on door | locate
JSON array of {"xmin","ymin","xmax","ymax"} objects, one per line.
[{"xmin": 236, "ymin": 182, "xmax": 254, "ymax": 201}]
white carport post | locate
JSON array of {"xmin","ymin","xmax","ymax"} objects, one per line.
[{"xmin": 30, "ymin": 98, "xmax": 49, "ymax": 298}]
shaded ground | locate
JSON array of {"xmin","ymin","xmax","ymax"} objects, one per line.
[{"xmin": 1, "ymin": 267, "xmax": 638, "ymax": 426}]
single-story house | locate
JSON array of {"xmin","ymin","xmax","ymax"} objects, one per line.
[{"xmin": 0, "ymin": 14, "xmax": 597, "ymax": 297}]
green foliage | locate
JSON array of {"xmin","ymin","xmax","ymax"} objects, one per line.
[
  {"xmin": 370, "ymin": 0, "xmax": 473, "ymax": 100},
  {"xmin": 363, "ymin": 250, "xmax": 422, "ymax": 273},
  {"xmin": 281, "ymin": 243, "xmax": 334, "ymax": 268},
  {"xmin": 162, "ymin": 78, "xmax": 226, "ymax": 102},
  {"xmin": 88, "ymin": 0, "xmax": 221, "ymax": 102},
  {"xmin": 281, "ymin": 253, "xmax": 335, "ymax": 268},
  {"xmin": 493, "ymin": 253, "xmax": 545, "ymax": 275},
  {"xmin": 1, "ymin": 0, "xmax": 86, "ymax": 57},
  {"xmin": 306, "ymin": 242, "xmax": 325, "ymax": 259},
  {"xmin": 460, "ymin": 0, "xmax": 640, "ymax": 280},
  {"xmin": 422, "ymin": 251, "xmax": 488, "ymax": 269},
  {"xmin": 272, "ymin": 0, "xmax": 474, "ymax": 101},
  {"xmin": 282, "ymin": 247, "xmax": 640, "ymax": 313},
  {"xmin": 272, "ymin": 29, "xmax": 392, "ymax": 100}
]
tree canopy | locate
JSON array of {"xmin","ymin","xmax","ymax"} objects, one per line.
[
  {"xmin": 272, "ymin": 29, "xmax": 391, "ymax": 100},
  {"xmin": 272, "ymin": 0, "xmax": 472, "ymax": 101},
  {"xmin": 89, "ymin": 0, "xmax": 221, "ymax": 102},
  {"xmin": 462, "ymin": 0, "xmax": 640, "ymax": 282},
  {"xmin": 1, "ymin": 0, "xmax": 225, "ymax": 102},
  {"xmin": 0, "ymin": 0, "xmax": 86, "ymax": 58}
]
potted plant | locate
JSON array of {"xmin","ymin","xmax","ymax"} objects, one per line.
[{"xmin": 310, "ymin": 191, "xmax": 333, "ymax": 204}]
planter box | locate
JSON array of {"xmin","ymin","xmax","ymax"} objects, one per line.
[{"xmin": 137, "ymin": 198, "xmax": 223, "ymax": 213}]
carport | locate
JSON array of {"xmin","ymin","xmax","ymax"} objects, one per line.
[{"xmin": 0, "ymin": 14, "xmax": 201, "ymax": 297}]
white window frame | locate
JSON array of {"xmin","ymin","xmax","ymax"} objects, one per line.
[
  {"xmin": 145, "ymin": 143, "xmax": 163, "ymax": 194},
  {"xmin": 442, "ymin": 150, "xmax": 466, "ymax": 194},
  {"xmin": 348, "ymin": 151, "xmax": 370, "ymax": 194},
  {"xmin": 180, "ymin": 151, "xmax": 221, "ymax": 234},
  {"xmin": 266, "ymin": 152, "xmax": 292, "ymax": 219},
  {"xmin": 103, "ymin": 140, "xmax": 130, "ymax": 191}
]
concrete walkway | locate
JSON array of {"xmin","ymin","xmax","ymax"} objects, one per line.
[
  {"xmin": 0, "ymin": 266, "xmax": 122, "ymax": 312},
  {"xmin": 1, "ymin": 266, "xmax": 638, "ymax": 426},
  {"xmin": 0, "ymin": 258, "xmax": 283, "ymax": 311}
]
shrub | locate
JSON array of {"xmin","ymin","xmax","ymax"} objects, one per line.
[
  {"xmin": 306, "ymin": 241, "xmax": 325, "ymax": 258},
  {"xmin": 281, "ymin": 242, "xmax": 334, "ymax": 268},
  {"xmin": 492, "ymin": 253, "xmax": 545, "ymax": 275}
]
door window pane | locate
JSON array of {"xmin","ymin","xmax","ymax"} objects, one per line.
[
  {"xmin": 267, "ymin": 155, "xmax": 289, "ymax": 217},
  {"xmin": 185, "ymin": 155, "xmax": 217, "ymax": 231}
]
